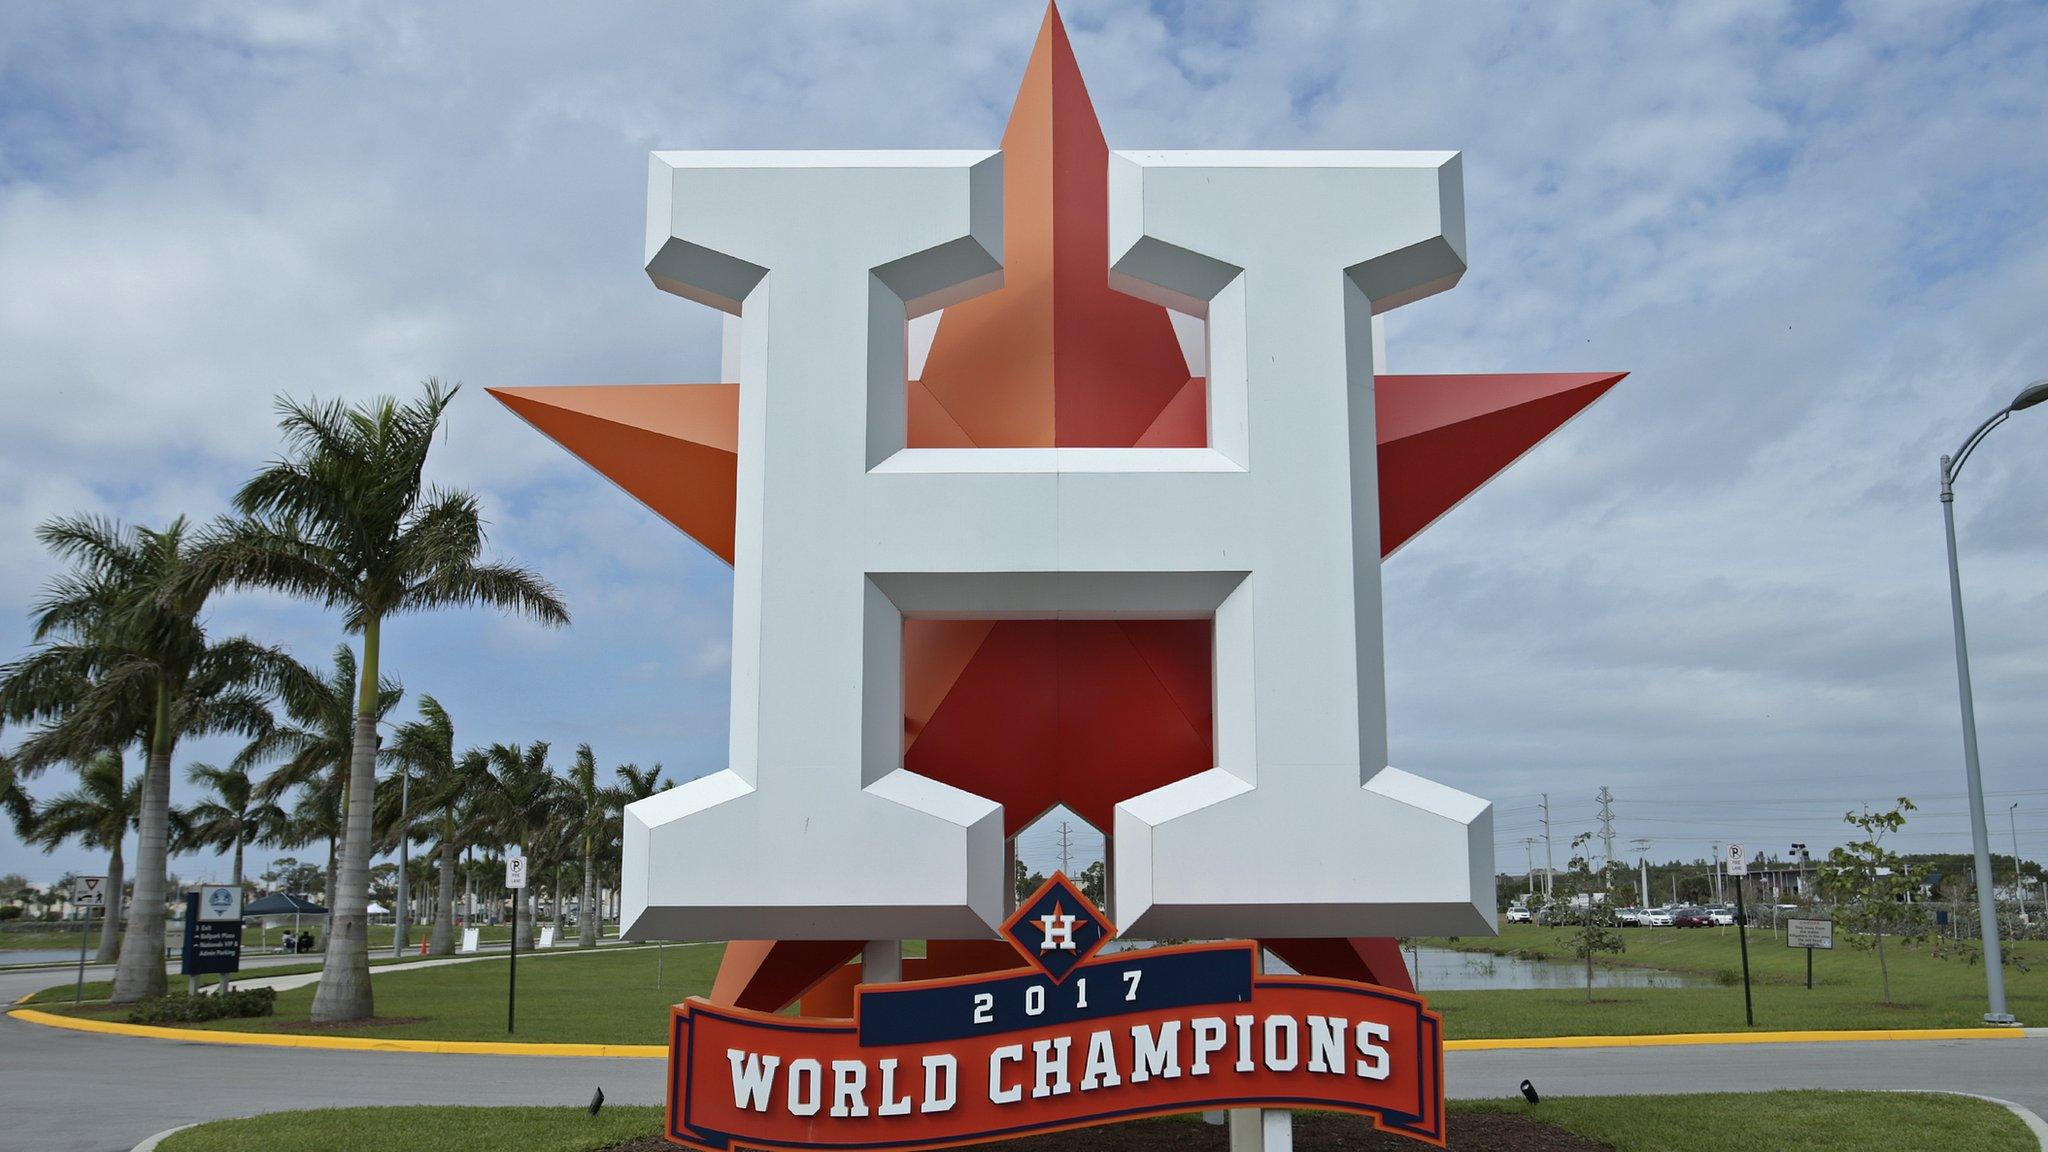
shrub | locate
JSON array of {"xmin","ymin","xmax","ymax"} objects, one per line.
[
  {"xmin": 125, "ymin": 986, "xmax": 276, "ymax": 1025},
  {"xmin": 0, "ymin": 906, "xmax": 21, "ymax": 921}
]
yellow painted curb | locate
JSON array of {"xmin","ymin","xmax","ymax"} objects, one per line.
[
  {"xmin": 10, "ymin": 1006, "xmax": 2026, "ymax": 1058},
  {"xmin": 7, "ymin": 1008, "xmax": 667, "ymax": 1058},
  {"xmin": 1445, "ymin": 1026, "xmax": 2026, "ymax": 1050}
]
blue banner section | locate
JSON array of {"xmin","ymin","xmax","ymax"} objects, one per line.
[{"xmin": 857, "ymin": 945, "xmax": 1255, "ymax": 1047}]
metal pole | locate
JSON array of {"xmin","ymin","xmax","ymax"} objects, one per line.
[
  {"xmin": 1541, "ymin": 794, "xmax": 1554, "ymax": 900},
  {"xmin": 1734, "ymin": 877, "xmax": 1753, "ymax": 1026},
  {"xmin": 393, "ymin": 766, "xmax": 409, "ymax": 959},
  {"xmin": 507, "ymin": 883, "xmax": 518, "ymax": 1034},
  {"xmin": 2011, "ymin": 803, "xmax": 2027, "ymax": 918},
  {"xmin": 74, "ymin": 908, "xmax": 92, "ymax": 1005},
  {"xmin": 1941, "ymin": 459, "xmax": 2013, "ymax": 1024}
]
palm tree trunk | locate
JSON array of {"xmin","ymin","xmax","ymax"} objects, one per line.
[
  {"xmin": 310, "ymin": 618, "xmax": 381, "ymax": 1022},
  {"xmin": 579, "ymin": 842, "xmax": 597, "ymax": 949},
  {"xmin": 430, "ymin": 833, "xmax": 456, "ymax": 956},
  {"xmin": 232, "ymin": 835, "xmax": 245, "ymax": 891},
  {"xmin": 95, "ymin": 837, "xmax": 126, "ymax": 965},
  {"xmin": 324, "ymin": 833, "xmax": 337, "ymax": 912},
  {"xmin": 112, "ymin": 685, "xmax": 174, "ymax": 1003}
]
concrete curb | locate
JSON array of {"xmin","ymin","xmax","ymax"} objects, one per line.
[
  {"xmin": 10, "ymin": 1003, "xmax": 2033, "ymax": 1059},
  {"xmin": 129, "ymin": 1122, "xmax": 198, "ymax": 1151}
]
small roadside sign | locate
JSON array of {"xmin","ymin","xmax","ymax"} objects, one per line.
[
  {"xmin": 73, "ymin": 875, "xmax": 108, "ymax": 908},
  {"xmin": 1787, "ymin": 916, "xmax": 1831, "ymax": 990},
  {"xmin": 1725, "ymin": 843, "xmax": 1748, "ymax": 877},
  {"xmin": 506, "ymin": 856, "xmax": 528, "ymax": 890},
  {"xmin": 1787, "ymin": 918, "xmax": 1833, "ymax": 950}
]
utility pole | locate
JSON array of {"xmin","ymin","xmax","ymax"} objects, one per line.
[
  {"xmin": 2012, "ymin": 804, "xmax": 2028, "ymax": 918},
  {"xmin": 1540, "ymin": 794, "xmax": 1554, "ymax": 900},
  {"xmin": 1057, "ymin": 821, "xmax": 1073, "ymax": 876},
  {"xmin": 1595, "ymin": 787, "xmax": 1616, "ymax": 874},
  {"xmin": 1709, "ymin": 842, "xmax": 1722, "ymax": 903},
  {"xmin": 1631, "ymin": 838, "xmax": 1651, "ymax": 908},
  {"xmin": 1521, "ymin": 839, "xmax": 1538, "ymax": 896}
]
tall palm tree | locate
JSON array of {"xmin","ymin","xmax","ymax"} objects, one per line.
[
  {"xmin": 484, "ymin": 741, "xmax": 557, "ymax": 950},
  {"xmin": 177, "ymin": 762, "xmax": 287, "ymax": 892},
  {"xmin": 0, "ymin": 751, "xmax": 33, "ymax": 840},
  {"xmin": 196, "ymin": 381, "xmax": 569, "ymax": 1021},
  {"xmin": 562, "ymin": 746, "xmax": 610, "ymax": 949},
  {"xmin": 240, "ymin": 646, "xmax": 401, "ymax": 914},
  {"xmin": 25, "ymin": 751, "xmax": 137, "ymax": 962},
  {"xmin": 379, "ymin": 697, "xmax": 483, "ymax": 956},
  {"xmin": 0, "ymin": 516, "xmax": 296, "ymax": 1001}
]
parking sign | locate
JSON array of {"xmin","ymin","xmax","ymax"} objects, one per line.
[
  {"xmin": 1725, "ymin": 843, "xmax": 1747, "ymax": 877},
  {"xmin": 506, "ymin": 856, "xmax": 527, "ymax": 890}
]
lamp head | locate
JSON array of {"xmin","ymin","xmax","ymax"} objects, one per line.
[{"xmin": 2011, "ymin": 379, "xmax": 2048, "ymax": 412}]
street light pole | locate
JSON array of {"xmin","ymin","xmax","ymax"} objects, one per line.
[
  {"xmin": 2012, "ymin": 803, "xmax": 2027, "ymax": 918},
  {"xmin": 392, "ymin": 764, "xmax": 409, "ymax": 960},
  {"xmin": 1938, "ymin": 377, "xmax": 2048, "ymax": 1027}
]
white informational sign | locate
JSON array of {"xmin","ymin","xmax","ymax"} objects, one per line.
[
  {"xmin": 538, "ymin": 924, "xmax": 556, "ymax": 949},
  {"xmin": 199, "ymin": 884, "xmax": 242, "ymax": 922},
  {"xmin": 1725, "ymin": 843, "xmax": 1748, "ymax": 877},
  {"xmin": 73, "ymin": 875, "xmax": 108, "ymax": 908},
  {"xmin": 505, "ymin": 856, "xmax": 528, "ymax": 890},
  {"xmin": 1786, "ymin": 918, "xmax": 1833, "ymax": 950},
  {"xmin": 459, "ymin": 927, "xmax": 481, "ymax": 954}
]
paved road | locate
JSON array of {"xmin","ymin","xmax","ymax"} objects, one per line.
[{"xmin": 5, "ymin": 1006, "xmax": 2043, "ymax": 1152}]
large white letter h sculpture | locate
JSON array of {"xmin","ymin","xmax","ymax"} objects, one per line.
[{"xmin": 620, "ymin": 146, "xmax": 1495, "ymax": 948}]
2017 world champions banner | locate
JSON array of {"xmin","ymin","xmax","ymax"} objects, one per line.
[{"xmin": 666, "ymin": 877, "xmax": 1444, "ymax": 1150}]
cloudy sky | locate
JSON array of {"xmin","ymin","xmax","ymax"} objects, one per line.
[{"xmin": 3, "ymin": 1, "xmax": 2046, "ymax": 893}]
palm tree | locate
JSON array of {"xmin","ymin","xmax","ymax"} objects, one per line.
[
  {"xmin": 0, "ymin": 751, "xmax": 33, "ymax": 840},
  {"xmin": 177, "ymin": 762, "xmax": 287, "ymax": 892},
  {"xmin": 25, "ymin": 751, "xmax": 137, "ymax": 961},
  {"xmin": 484, "ymin": 742, "xmax": 558, "ymax": 950},
  {"xmin": 0, "ymin": 516, "xmax": 296, "ymax": 1001},
  {"xmin": 562, "ymin": 746, "xmax": 609, "ymax": 949},
  {"xmin": 240, "ymin": 646, "xmax": 401, "ymax": 916},
  {"xmin": 196, "ymin": 381, "xmax": 569, "ymax": 1021},
  {"xmin": 379, "ymin": 697, "xmax": 483, "ymax": 956}
]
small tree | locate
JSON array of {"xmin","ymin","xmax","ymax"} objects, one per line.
[
  {"xmin": 1821, "ymin": 798, "xmax": 1924, "ymax": 1006},
  {"xmin": 1540, "ymin": 832, "xmax": 1626, "ymax": 1003}
]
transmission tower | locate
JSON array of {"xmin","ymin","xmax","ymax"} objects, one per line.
[
  {"xmin": 1540, "ymin": 794, "xmax": 1555, "ymax": 899},
  {"xmin": 1596, "ymin": 787, "xmax": 1616, "ymax": 874},
  {"xmin": 1057, "ymin": 821, "xmax": 1073, "ymax": 875}
]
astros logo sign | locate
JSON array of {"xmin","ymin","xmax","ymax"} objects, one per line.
[{"xmin": 496, "ymin": 6, "xmax": 1620, "ymax": 1147}]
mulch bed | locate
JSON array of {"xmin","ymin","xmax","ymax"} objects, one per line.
[{"xmin": 610, "ymin": 1111, "xmax": 1612, "ymax": 1151}]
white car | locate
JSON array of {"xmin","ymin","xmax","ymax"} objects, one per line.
[
  {"xmin": 1707, "ymin": 906, "xmax": 1737, "ymax": 926},
  {"xmin": 1641, "ymin": 906, "xmax": 1674, "ymax": 927},
  {"xmin": 1505, "ymin": 905, "xmax": 1533, "ymax": 923}
]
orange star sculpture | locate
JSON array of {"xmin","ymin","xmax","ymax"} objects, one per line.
[{"xmin": 493, "ymin": 6, "xmax": 1621, "ymax": 1015}]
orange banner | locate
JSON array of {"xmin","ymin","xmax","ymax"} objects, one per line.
[{"xmin": 665, "ymin": 943, "xmax": 1444, "ymax": 1150}]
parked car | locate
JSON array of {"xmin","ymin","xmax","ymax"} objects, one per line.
[
  {"xmin": 1640, "ymin": 906, "xmax": 1675, "ymax": 927},
  {"xmin": 1505, "ymin": 905, "xmax": 1533, "ymax": 924},
  {"xmin": 1614, "ymin": 906, "xmax": 1642, "ymax": 926},
  {"xmin": 1673, "ymin": 906, "xmax": 1714, "ymax": 928},
  {"xmin": 1706, "ymin": 905, "xmax": 1738, "ymax": 926}
]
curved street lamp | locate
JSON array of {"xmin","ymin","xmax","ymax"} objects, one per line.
[{"xmin": 1938, "ymin": 377, "xmax": 2048, "ymax": 1026}]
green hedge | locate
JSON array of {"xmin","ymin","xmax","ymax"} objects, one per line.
[{"xmin": 126, "ymin": 987, "xmax": 276, "ymax": 1025}]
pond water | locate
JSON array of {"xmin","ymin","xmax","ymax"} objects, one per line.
[{"xmin": 1106, "ymin": 940, "xmax": 1702, "ymax": 990}]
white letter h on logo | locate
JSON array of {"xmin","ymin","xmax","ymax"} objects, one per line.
[{"xmin": 620, "ymin": 147, "xmax": 1495, "ymax": 945}]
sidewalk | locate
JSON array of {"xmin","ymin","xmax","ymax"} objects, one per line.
[{"xmin": 223, "ymin": 937, "xmax": 641, "ymax": 993}]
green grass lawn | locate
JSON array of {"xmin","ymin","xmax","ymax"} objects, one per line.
[
  {"xmin": 1419, "ymin": 923, "xmax": 2045, "ymax": 1038},
  {"xmin": 26, "ymin": 927, "xmax": 2037, "ymax": 1042},
  {"xmin": 152, "ymin": 1093, "xmax": 2034, "ymax": 1152}
]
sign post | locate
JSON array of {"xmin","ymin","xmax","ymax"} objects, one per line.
[
  {"xmin": 181, "ymin": 886, "xmax": 244, "ymax": 994},
  {"xmin": 1726, "ymin": 843, "xmax": 1753, "ymax": 1026},
  {"xmin": 72, "ymin": 875, "xmax": 107, "ymax": 1005},
  {"xmin": 505, "ymin": 855, "xmax": 527, "ymax": 1034},
  {"xmin": 1786, "ymin": 917, "xmax": 1834, "ymax": 990}
]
